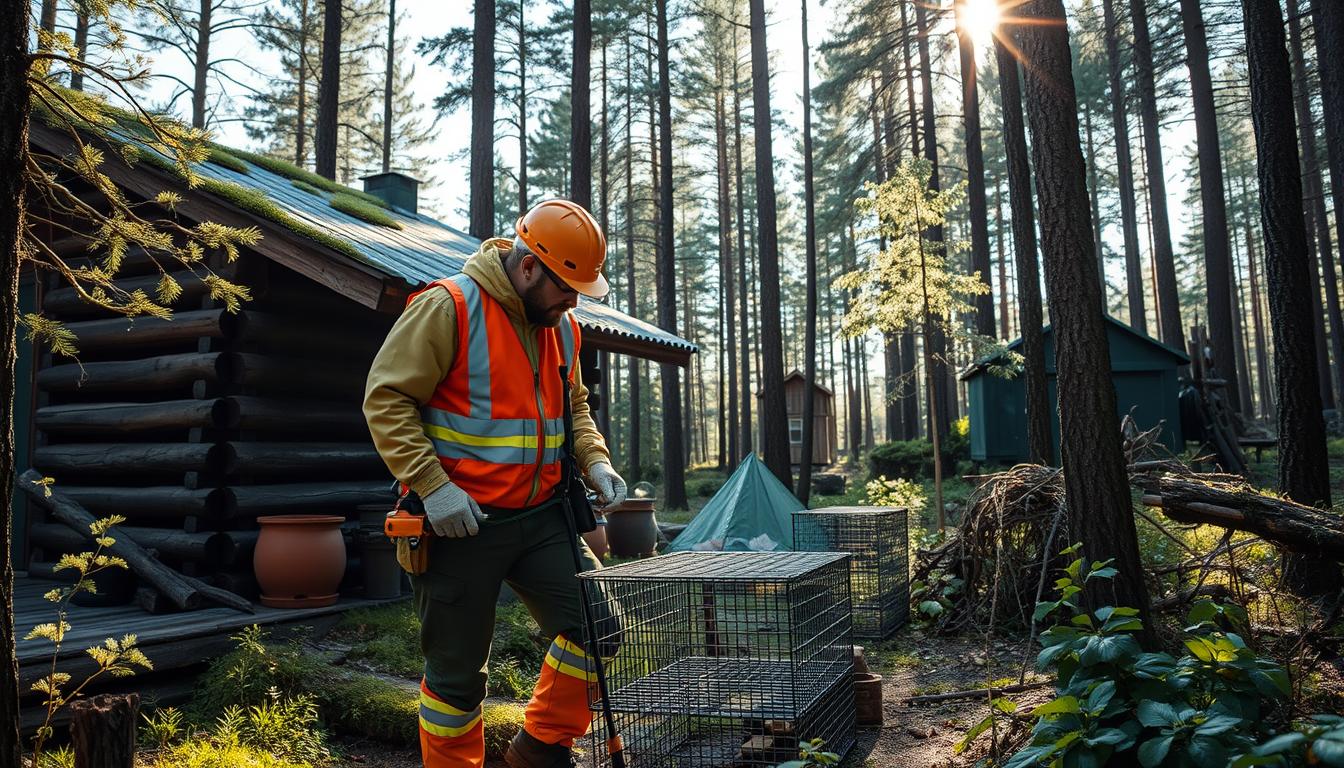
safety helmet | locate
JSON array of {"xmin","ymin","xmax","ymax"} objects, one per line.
[{"xmin": 514, "ymin": 200, "xmax": 609, "ymax": 299}]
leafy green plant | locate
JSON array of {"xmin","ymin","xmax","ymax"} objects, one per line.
[
  {"xmin": 910, "ymin": 571, "xmax": 962, "ymax": 620},
  {"xmin": 864, "ymin": 475, "xmax": 926, "ymax": 511},
  {"xmin": 140, "ymin": 706, "xmax": 186, "ymax": 750},
  {"xmin": 25, "ymin": 512, "xmax": 153, "ymax": 761},
  {"xmin": 990, "ymin": 543, "xmax": 1290, "ymax": 768},
  {"xmin": 488, "ymin": 657, "xmax": 538, "ymax": 700},
  {"xmin": 213, "ymin": 691, "xmax": 330, "ymax": 764},
  {"xmin": 1233, "ymin": 714, "xmax": 1344, "ymax": 766},
  {"xmin": 775, "ymin": 738, "xmax": 841, "ymax": 767}
]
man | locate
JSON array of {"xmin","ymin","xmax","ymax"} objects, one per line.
[{"xmin": 363, "ymin": 199, "xmax": 627, "ymax": 768}]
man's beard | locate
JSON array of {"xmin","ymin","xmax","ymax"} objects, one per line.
[{"xmin": 521, "ymin": 282, "xmax": 567, "ymax": 327}]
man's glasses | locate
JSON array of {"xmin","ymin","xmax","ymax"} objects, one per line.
[{"xmin": 534, "ymin": 257, "xmax": 576, "ymax": 295}]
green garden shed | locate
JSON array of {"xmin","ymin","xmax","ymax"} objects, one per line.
[{"xmin": 959, "ymin": 316, "xmax": 1190, "ymax": 464}]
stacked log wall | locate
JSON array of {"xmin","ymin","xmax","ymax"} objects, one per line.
[{"xmin": 30, "ymin": 235, "xmax": 397, "ymax": 603}]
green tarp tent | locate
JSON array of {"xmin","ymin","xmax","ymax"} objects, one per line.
[{"xmin": 666, "ymin": 453, "xmax": 806, "ymax": 552}]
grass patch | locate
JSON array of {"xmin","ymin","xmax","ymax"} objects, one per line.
[
  {"xmin": 291, "ymin": 179, "xmax": 324, "ymax": 196},
  {"xmin": 329, "ymin": 193, "xmax": 404, "ymax": 230},
  {"xmin": 215, "ymin": 145, "xmax": 391, "ymax": 210},
  {"xmin": 482, "ymin": 703, "xmax": 526, "ymax": 759},
  {"xmin": 910, "ymin": 681, "xmax": 956, "ymax": 697},
  {"xmin": 206, "ymin": 147, "xmax": 250, "ymax": 174},
  {"xmin": 144, "ymin": 740, "xmax": 311, "ymax": 768},
  {"xmin": 332, "ymin": 602, "xmax": 421, "ymax": 678}
]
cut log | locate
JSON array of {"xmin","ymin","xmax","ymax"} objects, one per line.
[
  {"xmin": 234, "ymin": 353, "xmax": 367, "ymax": 398},
  {"xmin": 53, "ymin": 485, "xmax": 219, "ymax": 519},
  {"xmin": 233, "ymin": 396, "xmax": 367, "ymax": 435},
  {"xmin": 902, "ymin": 680, "xmax": 1051, "ymax": 706},
  {"xmin": 18, "ymin": 470, "xmax": 200, "ymax": 610},
  {"xmin": 56, "ymin": 309, "xmax": 245, "ymax": 352},
  {"xmin": 1137, "ymin": 474, "xmax": 1344, "ymax": 559},
  {"xmin": 28, "ymin": 523, "xmax": 233, "ymax": 566},
  {"xmin": 70, "ymin": 692, "xmax": 138, "ymax": 768},
  {"xmin": 224, "ymin": 442, "xmax": 385, "ymax": 476},
  {"xmin": 34, "ymin": 442, "xmax": 219, "ymax": 476},
  {"xmin": 36, "ymin": 398, "xmax": 239, "ymax": 435},
  {"xmin": 38, "ymin": 352, "xmax": 243, "ymax": 392},
  {"xmin": 232, "ymin": 481, "xmax": 394, "ymax": 515}
]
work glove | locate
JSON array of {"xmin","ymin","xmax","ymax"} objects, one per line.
[
  {"xmin": 422, "ymin": 482, "xmax": 487, "ymax": 537},
  {"xmin": 587, "ymin": 462, "xmax": 627, "ymax": 509}
]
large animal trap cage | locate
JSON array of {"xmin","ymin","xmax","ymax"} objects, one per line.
[
  {"xmin": 792, "ymin": 506, "xmax": 909, "ymax": 640},
  {"xmin": 578, "ymin": 551, "xmax": 856, "ymax": 767}
]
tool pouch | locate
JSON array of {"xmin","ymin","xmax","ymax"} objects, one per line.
[
  {"xmin": 565, "ymin": 458, "xmax": 598, "ymax": 534},
  {"xmin": 391, "ymin": 489, "xmax": 432, "ymax": 575}
]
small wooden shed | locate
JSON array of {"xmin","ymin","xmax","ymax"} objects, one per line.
[
  {"xmin": 959, "ymin": 316, "xmax": 1189, "ymax": 464},
  {"xmin": 758, "ymin": 370, "xmax": 837, "ymax": 467}
]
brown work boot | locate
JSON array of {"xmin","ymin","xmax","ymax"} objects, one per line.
[{"xmin": 504, "ymin": 729, "xmax": 579, "ymax": 768}]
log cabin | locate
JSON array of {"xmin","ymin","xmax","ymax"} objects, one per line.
[{"xmin": 14, "ymin": 121, "xmax": 694, "ymax": 725}]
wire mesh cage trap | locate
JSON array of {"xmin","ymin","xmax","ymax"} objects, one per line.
[
  {"xmin": 792, "ymin": 506, "xmax": 909, "ymax": 640},
  {"xmin": 578, "ymin": 551, "xmax": 857, "ymax": 768}
]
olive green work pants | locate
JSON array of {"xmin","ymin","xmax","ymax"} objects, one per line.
[{"xmin": 409, "ymin": 506, "xmax": 603, "ymax": 711}]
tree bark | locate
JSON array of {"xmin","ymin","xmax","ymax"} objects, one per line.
[
  {"xmin": 716, "ymin": 51, "xmax": 739, "ymax": 466},
  {"xmin": 1242, "ymin": 0, "xmax": 1342, "ymax": 594},
  {"xmin": 71, "ymin": 10, "xmax": 89, "ymax": 91},
  {"xmin": 1018, "ymin": 0, "xmax": 1153, "ymax": 636},
  {"xmin": 517, "ymin": 3, "xmax": 528, "ymax": 212},
  {"xmin": 915, "ymin": 0, "xmax": 950, "ymax": 439},
  {"xmin": 314, "ymin": 0, "xmax": 341, "ymax": 180},
  {"xmin": 1312, "ymin": 0, "xmax": 1344, "ymax": 283},
  {"xmin": 70, "ymin": 693, "xmax": 138, "ymax": 768},
  {"xmin": 797, "ymin": 0, "xmax": 818, "ymax": 502},
  {"xmin": 748, "ymin": 0, "xmax": 791, "ymax": 486},
  {"xmin": 1083, "ymin": 105, "xmax": 1106, "ymax": 291},
  {"xmin": 1243, "ymin": 206, "xmax": 1275, "ymax": 418},
  {"xmin": 733, "ymin": 23, "xmax": 753, "ymax": 458},
  {"xmin": 189, "ymin": 0, "xmax": 211, "ymax": 129},
  {"xmin": 1129, "ymin": 0, "xmax": 1181, "ymax": 351},
  {"xmin": 1289, "ymin": 0, "xmax": 1344, "ymax": 408},
  {"xmin": 957, "ymin": 0, "xmax": 994, "ymax": 338},
  {"xmin": 1100, "ymin": 0, "xmax": 1146, "ymax": 333},
  {"xmin": 296, "ymin": 0, "xmax": 310, "ymax": 167},
  {"xmin": 623, "ymin": 37, "xmax": 640, "ymax": 481},
  {"xmin": 655, "ymin": 0, "xmax": 687, "ymax": 507},
  {"xmin": 1180, "ymin": 0, "xmax": 1241, "ymax": 413},
  {"xmin": 1, "ymin": 0, "xmax": 27, "ymax": 759},
  {"xmin": 381, "ymin": 0, "xmax": 395, "ymax": 172},
  {"xmin": 469, "ymin": 0, "xmax": 494, "ymax": 238},
  {"xmin": 570, "ymin": 0, "xmax": 591, "ymax": 209},
  {"xmin": 995, "ymin": 40, "xmax": 1051, "ymax": 465}
]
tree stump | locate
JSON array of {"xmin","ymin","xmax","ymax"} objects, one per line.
[{"xmin": 70, "ymin": 693, "xmax": 138, "ymax": 768}]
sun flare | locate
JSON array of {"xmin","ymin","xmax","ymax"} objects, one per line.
[{"xmin": 959, "ymin": 0, "xmax": 1003, "ymax": 49}]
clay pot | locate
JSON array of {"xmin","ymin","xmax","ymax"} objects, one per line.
[
  {"xmin": 854, "ymin": 672, "xmax": 884, "ymax": 727},
  {"xmin": 604, "ymin": 498, "xmax": 658, "ymax": 558},
  {"xmin": 582, "ymin": 516, "xmax": 610, "ymax": 560},
  {"xmin": 254, "ymin": 515, "xmax": 347, "ymax": 608}
]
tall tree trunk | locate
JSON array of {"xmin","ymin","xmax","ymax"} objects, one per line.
[
  {"xmin": 517, "ymin": 3, "xmax": 528, "ymax": 213},
  {"xmin": 1130, "ymin": 0, "xmax": 1181, "ymax": 350},
  {"xmin": 716, "ymin": 52, "xmax": 739, "ymax": 467},
  {"xmin": 915, "ymin": 0, "xmax": 950, "ymax": 439},
  {"xmin": 1244, "ymin": 197, "xmax": 1275, "ymax": 419},
  {"xmin": 797, "ymin": 0, "xmax": 818, "ymax": 503},
  {"xmin": 655, "ymin": 0, "xmax": 687, "ymax": 507},
  {"xmin": 570, "ymin": 0, "xmax": 591, "ymax": 208},
  {"xmin": 1289, "ymin": 0, "xmax": 1344, "ymax": 407},
  {"xmin": 1, "ymin": 0, "xmax": 29, "ymax": 759},
  {"xmin": 623, "ymin": 39, "xmax": 640, "ymax": 482},
  {"xmin": 71, "ymin": 10, "xmax": 89, "ymax": 91},
  {"xmin": 1313, "ymin": 0, "xmax": 1344, "ymax": 278},
  {"xmin": 597, "ymin": 40, "xmax": 611, "ymax": 439},
  {"xmin": 870, "ymin": 84, "xmax": 901, "ymax": 444},
  {"xmin": 995, "ymin": 39, "xmax": 1052, "ymax": 465},
  {"xmin": 296, "ymin": 0, "xmax": 310, "ymax": 168},
  {"xmin": 1180, "ymin": 0, "xmax": 1241, "ymax": 412},
  {"xmin": 957, "ymin": 0, "xmax": 994, "ymax": 337},
  {"xmin": 314, "ymin": 0, "xmax": 341, "ymax": 180},
  {"xmin": 469, "ymin": 0, "xmax": 494, "ymax": 238},
  {"xmin": 40, "ymin": 0, "xmax": 56, "ymax": 37},
  {"xmin": 733, "ymin": 24, "xmax": 752, "ymax": 459},
  {"xmin": 1230, "ymin": 226, "xmax": 1257, "ymax": 414},
  {"xmin": 1100, "ymin": 0, "xmax": 1145, "ymax": 333},
  {"xmin": 996, "ymin": 176, "xmax": 1011, "ymax": 339},
  {"xmin": 1242, "ymin": 0, "xmax": 1342, "ymax": 594},
  {"xmin": 191, "ymin": 0, "xmax": 211, "ymax": 128},
  {"xmin": 381, "ymin": 0, "xmax": 395, "ymax": 172},
  {"xmin": 1018, "ymin": 0, "xmax": 1153, "ymax": 635},
  {"xmin": 748, "ymin": 0, "xmax": 791, "ymax": 485}
]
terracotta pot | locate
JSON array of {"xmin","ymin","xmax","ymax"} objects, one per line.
[
  {"xmin": 254, "ymin": 515, "xmax": 347, "ymax": 608},
  {"xmin": 582, "ymin": 517, "xmax": 610, "ymax": 560},
  {"xmin": 854, "ymin": 672, "xmax": 884, "ymax": 727},
  {"xmin": 604, "ymin": 498, "xmax": 658, "ymax": 558}
]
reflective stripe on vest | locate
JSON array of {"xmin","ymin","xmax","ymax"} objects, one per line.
[{"xmin": 411, "ymin": 273, "xmax": 579, "ymax": 507}]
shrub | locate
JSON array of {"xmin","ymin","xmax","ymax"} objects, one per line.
[
  {"xmin": 190, "ymin": 626, "xmax": 323, "ymax": 721},
  {"xmin": 688, "ymin": 478, "xmax": 720, "ymax": 498},
  {"xmin": 334, "ymin": 603, "xmax": 421, "ymax": 678},
  {"xmin": 213, "ymin": 694, "xmax": 330, "ymax": 764},
  {"xmin": 869, "ymin": 418, "xmax": 970, "ymax": 481},
  {"xmin": 488, "ymin": 657, "xmax": 538, "ymax": 700},
  {"xmin": 147, "ymin": 738, "xmax": 310, "ymax": 768},
  {"xmin": 492, "ymin": 601, "xmax": 546, "ymax": 670},
  {"xmin": 864, "ymin": 476, "xmax": 926, "ymax": 511},
  {"xmin": 315, "ymin": 675, "xmax": 418, "ymax": 746}
]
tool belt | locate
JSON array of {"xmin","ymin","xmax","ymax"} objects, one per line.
[{"xmin": 392, "ymin": 493, "xmax": 571, "ymax": 575}]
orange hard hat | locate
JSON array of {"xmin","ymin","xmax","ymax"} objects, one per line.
[{"xmin": 515, "ymin": 200, "xmax": 609, "ymax": 299}]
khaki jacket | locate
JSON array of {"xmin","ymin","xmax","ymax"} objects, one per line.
[{"xmin": 363, "ymin": 238, "xmax": 611, "ymax": 500}]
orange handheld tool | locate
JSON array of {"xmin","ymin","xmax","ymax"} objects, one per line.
[{"xmin": 384, "ymin": 509, "xmax": 427, "ymax": 538}]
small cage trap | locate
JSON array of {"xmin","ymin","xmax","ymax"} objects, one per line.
[
  {"xmin": 578, "ymin": 551, "xmax": 857, "ymax": 768},
  {"xmin": 792, "ymin": 506, "xmax": 910, "ymax": 640}
]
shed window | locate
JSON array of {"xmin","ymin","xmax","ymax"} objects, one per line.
[{"xmin": 789, "ymin": 418, "xmax": 803, "ymax": 444}]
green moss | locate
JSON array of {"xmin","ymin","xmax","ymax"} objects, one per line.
[
  {"xmin": 215, "ymin": 145, "xmax": 391, "ymax": 209},
  {"xmin": 196, "ymin": 178, "xmax": 367, "ymax": 263},
  {"xmin": 291, "ymin": 179, "xmax": 324, "ymax": 196},
  {"xmin": 207, "ymin": 147, "xmax": 250, "ymax": 174},
  {"xmin": 482, "ymin": 704, "xmax": 526, "ymax": 759},
  {"xmin": 329, "ymin": 193, "xmax": 405, "ymax": 230}
]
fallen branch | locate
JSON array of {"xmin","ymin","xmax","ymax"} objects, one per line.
[{"xmin": 902, "ymin": 680, "xmax": 1052, "ymax": 706}]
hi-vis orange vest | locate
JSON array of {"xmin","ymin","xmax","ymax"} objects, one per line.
[{"xmin": 411, "ymin": 274, "xmax": 579, "ymax": 509}]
